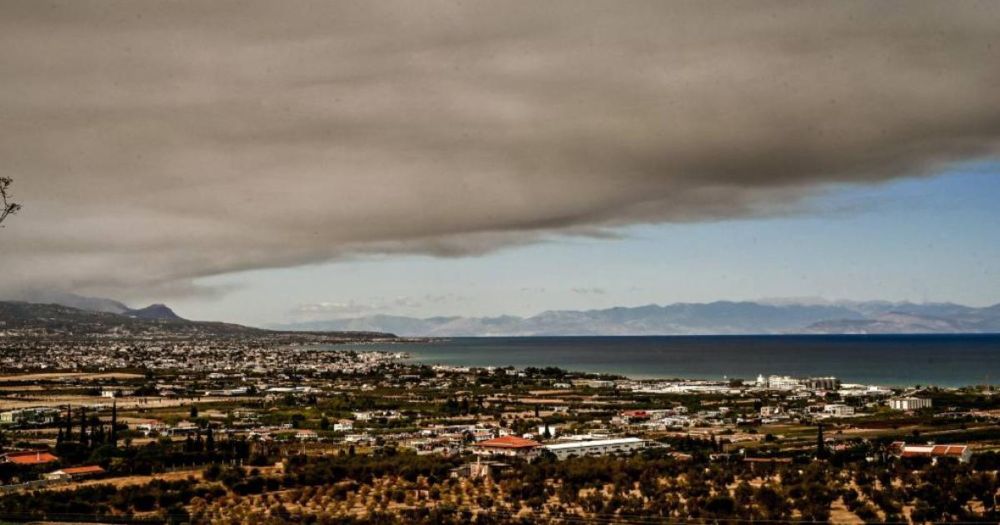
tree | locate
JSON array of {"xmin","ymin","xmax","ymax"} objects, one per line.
[
  {"xmin": 0, "ymin": 177, "xmax": 20, "ymax": 227},
  {"xmin": 79, "ymin": 406, "xmax": 88, "ymax": 448},
  {"xmin": 64, "ymin": 405, "xmax": 73, "ymax": 442},
  {"xmin": 816, "ymin": 423, "xmax": 829, "ymax": 459},
  {"xmin": 110, "ymin": 401, "xmax": 118, "ymax": 446},
  {"xmin": 205, "ymin": 426, "xmax": 215, "ymax": 454}
]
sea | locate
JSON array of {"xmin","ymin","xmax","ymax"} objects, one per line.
[{"xmin": 340, "ymin": 334, "xmax": 1000, "ymax": 387}]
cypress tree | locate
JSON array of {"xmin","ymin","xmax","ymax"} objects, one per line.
[
  {"xmin": 64, "ymin": 405, "xmax": 73, "ymax": 442},
  {"xmin": 79, "ymin": 406, "xmax": 88, "ymax": 448},
  {"xmin": 110, "ymin": 401, "xmax": 118, "ymax": 446},
  {"xmin": 816, "ymin": 423, "xmax": 828, "ymax": 459},
  {"xmin": 205, "ymin": 426, "xmax": 215, "ymax": 454}
]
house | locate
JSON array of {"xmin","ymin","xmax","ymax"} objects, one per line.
[
  {"xmin": 822, "ymin": 404, "xmax": 855, "ymax": 417},
  {"xmin": 889, "ymin": 441, "xmax": 972, "ymax": 463},
  {"xmin": 352, "ymin": 410, "xmax": 401, "ymax": 422},
  {"xmin": 2, "ymin": 450, "xmax": 59, "ymax": 465},
  {"xmin": 0, "ymin": 407, "xmax": 60, "ymax": 426},
  {"xmin": 473, "ymin": 435, "xmax": 541, "ymax": 459},
  {"xmin": 44, "ymin": 465, "xmax": 105, "ymax": 481},
  {"xmin": 133, "ymin": 419, "xmax": 168, "ymax": 436},
  {"xmin": 620, "ymin": 410, "xmax": 651, "ymax": 423},
  {"xmin": 101, "ymin": 388, "xmax": 134, "ymax": 398},
  {"xmin": 451, "ymin": 459, "xmax": 511, "ymax": 479},
  {"xmin": 296, "ymin": 429, "xmax": 319, "ymax": 442},
  {"xmin": 168, "ymin": 421, "xmax": 199, "ymax": 436},
  {"xmin": 760, "ymin": 406, "xmax": 782, "ymax": 417}
]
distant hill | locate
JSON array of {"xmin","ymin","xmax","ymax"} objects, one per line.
[
  {"xmin": 0, "ymin": 301, "xmax": 395, "ymax": 340},
  {"xmin": 801, "ymin": 304, "xmax": 1000, "ymax": 334},
  {"xmin": 273, "ymin": 300, "xmax": 1000, "ymax": 336},
  {"xmin": 125, "ymin": 303, "xmax": 183, "ymax": 321},
  {"xmin": 5, "ymin": 291, "xmax": 184, "ymax": 320},
  {"xmin": 7, "ymin": 291, "xmax": 131, "ymax": 315}
]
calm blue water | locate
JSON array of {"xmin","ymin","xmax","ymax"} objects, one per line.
[{"xmin": 343, "ymin": 335, "xmax": 1000, "ymax": 387}]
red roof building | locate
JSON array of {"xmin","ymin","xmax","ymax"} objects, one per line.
[
  {"xmin": 620, "ymin": 410, "xmax": 651, "ymax": 422},
  {"xmin": 44, "ymin": 465, "xmax": 105, "ymax": 481},
  {"xmin": 890, "ymin": 441, "xmax": 972, "ymax": 463},
  {"xmin": 474, "ymin": 436, "xmax": 541, "ymax": 458},
  {"xmin": 2, "ymin": 450, "xmax": 59, "ymax": 465}
]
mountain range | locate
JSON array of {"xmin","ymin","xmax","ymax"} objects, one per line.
[
  {"xmin": 6, "ymin": 292, "xmax": 1000, "ymax": 336},
  {"xmin": 272, "ymin": 300, "xmax": 1000, "ymax": 336}
]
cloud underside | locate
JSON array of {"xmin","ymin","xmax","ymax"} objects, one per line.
[{"xmin": 1, "ymin": 1, "xmax": 999, "ymax": 298}]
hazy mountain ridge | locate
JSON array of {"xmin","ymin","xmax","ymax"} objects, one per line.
[
  {"xmin": 7, "ymin": 291, "xmax": 181, "ymax": 320},
  {"xmin": 11, "ymin": 292, "xmax": 1000, "ymax": 336},
  {"xmin": 0, "ymin": 301, "xmax": 396, "ymax": 340},
  {"xmin": 0, "ymin": 301, "xmax": 260, "ymax": 336},
  {"xmin": 274, "ymin": 300, "xmax": 1000, "ymax": 336}
]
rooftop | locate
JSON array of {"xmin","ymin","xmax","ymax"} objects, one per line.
[
  {"xmin": 3, "ymin": 450, "xmax": 59, "ymax": 465},
  {"xmin": 544, "ymin": 437, "xmax": 645, "ymax": 451},
  {"xmin": 475, "ymin": 436, "xmax": 541, "ymax": 449}
]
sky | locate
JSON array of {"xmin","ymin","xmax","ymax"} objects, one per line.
[
  {"xmin": 1, "ymin": 1, "xmax": 999, "ymax": 326},
  {"xmin": 166, "ymin": 163, "xmax": 1000, "ymax": 326}
]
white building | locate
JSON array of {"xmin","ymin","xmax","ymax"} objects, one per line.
[
  {"xmin": 0, "ymin": 407, "xmax": 60, "ymax": 426},
  {"xmin": 544, "ymin": 437, "xmax": 647, "ymax": 460},
  {"xmin": 133, "ymin": 419, "xmax": 168, "ymax": 436},
  {"xmin": 760, "ymin": 406, "xmax": 782, "ymax": 417},
  {"xmin": 890, "ymin": 397, "xmax": 932, "ymax": 411},
  {"xmin": 768, "ymin": 375, "xmax": 802, "ymax": 390},
  {"xmin": 756, "ymin": 375, "xmax": 801, "ymax": 390},
  {"xmin": 352, "ymin": 410, "xmax": 402, "ymax": 422},
  {"xmin": 101, "ymin": 388, "xmax": 134, "ymax": 398},
  {"xmin": 537, "ymin": 424, "xmax": 559, "ymax": 438},
  {"xmin": 822, "ymin": 404, "xmax": 855, "ymax": 417}
]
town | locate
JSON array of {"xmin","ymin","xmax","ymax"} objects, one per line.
[{"xmin": 0, "ymin": 329, "xmax": 997, "ymax": 524}]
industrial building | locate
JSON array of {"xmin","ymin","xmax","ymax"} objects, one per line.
[
  {"xmin": 890, "ymin": 397, "xmax": 932, "ymax": 411},
  {"xmin": 544, "ymin": 437, "xmax": 647, "ymax": 460}
]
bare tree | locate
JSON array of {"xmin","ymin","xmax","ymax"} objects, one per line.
[{"xmin": 0, "ymin": 177, "xmax": 20, "ymax": 226}]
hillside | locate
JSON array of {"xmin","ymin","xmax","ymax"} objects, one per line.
[{"xmin": 0, "ymin": 301, "xmax": 394, "ymax": 340}]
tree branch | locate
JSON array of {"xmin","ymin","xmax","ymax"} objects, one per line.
[{"xmin": 0, "ymin": 177, "xmax": 22, "ymax": 227}]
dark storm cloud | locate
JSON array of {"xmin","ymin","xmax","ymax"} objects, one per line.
[{"xmin": 1, "ymin": 0, "xmax": 999, "ymax": 299}]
